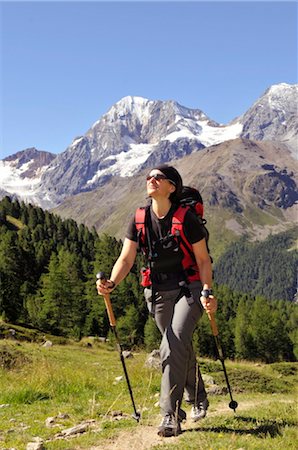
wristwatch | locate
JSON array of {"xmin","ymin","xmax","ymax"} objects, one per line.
[
  {"xmin": 201, "ymin": 288, "xmax": 213, "ymax": 298},
  {"xmin": 108, "ymin": 280, "xmax": 116, "ymax": 290}
]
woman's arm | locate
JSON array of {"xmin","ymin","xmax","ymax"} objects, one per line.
[
  {"xmin": 192, "ymin": 238, "xmax": 217, "ymax": 313},
  {"xmin": 96, "ymin": 238, "xmax": 138, "ymax": 294},
  {"xmin": 110, "ymin": 238, "xmax": 138, "ymax": 285},
  {"xmin": 192, "ymin": 238, "xmax": 212, "ymax": 287}
]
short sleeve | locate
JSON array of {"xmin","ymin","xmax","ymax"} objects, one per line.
[
  {"xmin": 126, "ymin": 214, "xmax": 138, "ymax": 242},
  {"xmin": 183, "ymin": 210, "xmax": 207, "ymax": 244}
]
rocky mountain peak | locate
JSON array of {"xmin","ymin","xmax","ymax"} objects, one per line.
[
  {"xmin": 265, "ymin": 81, "xmax": 296, "ymax": 97},
  {"xmin": 3, "ymin": 147, "xmax": 56, "ymax": 177},
  {"xmin": 240, "ymin": 83, "xmax": 297, "ymax": 153},
  {"xmin": 0, "ymin": 147, "xmax": 56, "ymax": 207},
  {"xmin": 1, "ymin": 83, "xmax": 297, "ymax": 210},
  {"xmin": 103, "ymin": 95, "xmax": 154, "ymax": 123}
]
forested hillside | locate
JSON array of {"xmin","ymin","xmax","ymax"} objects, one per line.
[
  {"xmin": 214, "ymin": 228, "xmax": 298, "ymax": 302},
  {"xmin": 0, "ymin": 197, "xmax": 297, "ymax": 362}
]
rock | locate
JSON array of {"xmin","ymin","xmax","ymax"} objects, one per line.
[
  {"xmin": 42, "ymin": 341, "xmax": 53, "ymax": 348},
  {"xmin": 202, "ymin": 374, "xmax": 216, "ymax": 386},
  {"xmin": 57, "ymin": 413, "xmax": 70, "ymax": 419},
  {"xmin": 150, "ymin": 349, "xmax": 160, "ymax": 358},
  {"xmin": 45, "ymin": 416, "xmax": 56, "ymax": 427},
  {"xmin": 8, "ymin": 329, "xmax": 16, "ymax": 337},
  {"xmin": 207, "ymin": 385, "xmax": 228, "ymax": 395},
  {"xmin": 145, "ymin": 350, "xmax": 161, "ymax": 370},
  {"xmin": 57, "ymin": 420, "xmax": 95, "ymax": 437},
  {"xmin": 26, "ymin": 440, "xmax": 45, "ymax": 450},
  {"xmin": 111, "ymin": 410, "xmax": 123, "ymax": 417},
  {"xmin": 109, "ymin": 411, "xmax": 130, "ymax": 421},
  {"xmin": 114, "ymin": 375, "xmax": 123, "ymax": 382},
  {"xmin": 122, "ymin": 350, "xmax": 133, "ymax": 358}
]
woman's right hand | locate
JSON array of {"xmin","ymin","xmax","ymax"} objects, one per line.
[{"xmin": 96, "ymin": 278, "xmax": 115, "ymax": 295}]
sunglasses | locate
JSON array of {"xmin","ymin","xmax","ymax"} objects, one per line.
[{"xmin": 146, "ymin": 173, "xmax": 176, "ymax": 186}]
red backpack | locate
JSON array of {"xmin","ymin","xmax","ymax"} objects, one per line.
[{"xmin": 135, "ymin": 186, "xmax": 211, "ymax": 286}]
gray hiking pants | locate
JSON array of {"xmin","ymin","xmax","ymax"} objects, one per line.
[{"xmin": 144, "ymin": 281, "xmax": 207, "ymax": 420}]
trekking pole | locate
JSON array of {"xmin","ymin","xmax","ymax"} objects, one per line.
[
  {"xmin": 207, "ymin": 312, "xmax": 238, "ymax": 412},
  {"xmin": 96, "ymin": 272, "xmax": 141, "ymax": 422}
]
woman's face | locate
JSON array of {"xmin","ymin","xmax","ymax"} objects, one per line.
[{"xmin": 146, "ymin": 170, "xmax": 176, "ymax": 199}]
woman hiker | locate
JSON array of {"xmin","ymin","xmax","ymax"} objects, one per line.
[{"xmin": 96, "ymin": 165, "xmax": 217, "ymax": 437}]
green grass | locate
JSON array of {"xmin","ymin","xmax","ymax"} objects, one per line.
[
  {"xmin": 204, "ymin": 207, "xmax": 241, "ymax": 260},
  {"xmin": 242, "ymin": 205, "xmax": 279, "ymax": 227},
  {"xmin": 0, "ymin": 320, "xmax": 70, "ymax": 344},
  {"xmin": 157, "ymin": 400, "xmax": 297, "ymax": 450},
  {"xmin": 0, "ymin": 339, "xmax": 297, "ymax": 450}
]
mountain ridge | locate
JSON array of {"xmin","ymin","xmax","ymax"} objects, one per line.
[
  {"xmin": 1, "ymin": 82, "xmax": 296, "ymax": 210},
  {"xmin": 52, "ymin": 137, "xmax": 298, "ymax": 255},
  {"xmin": 1, "ymin": 83, "xmax": 297, "ymax": 251}
]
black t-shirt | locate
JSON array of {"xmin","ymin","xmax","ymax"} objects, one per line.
[{"xmin": 126, "ymin": 204, "xmax": 206, "ymax": 287}]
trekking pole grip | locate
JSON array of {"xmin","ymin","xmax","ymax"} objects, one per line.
[
  {"xmin": 207, "ymin": 312, "xmax": 219, "ymax": 337},
  {"xmin": 103, "ymin": 293, "xmax": 117, "ymax": 327},
  {"xmin": 97, "ymin": 272, "xmax": 116, "ymax": 327}
]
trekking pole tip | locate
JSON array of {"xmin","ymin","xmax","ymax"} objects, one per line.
[
  {"xmin": 132, "ymin": 411, "xmax": 141, "ymax": 422},
  {"xmin": 229, "ymin": 400, "xmax": 238, "ymax": 412}
]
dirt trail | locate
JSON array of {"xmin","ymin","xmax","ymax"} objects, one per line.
[{"xmin": 89, "ymin": 401, "xmax": 256, "ymax": 450}]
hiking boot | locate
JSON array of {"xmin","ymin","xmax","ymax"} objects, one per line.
[
  {"xmin": 157, "ymin": 413, "xmax": 182, "ymax": 437},
  {"xmin": 190, "ymin": 398, "xmax": 209, "ymax": 421}
]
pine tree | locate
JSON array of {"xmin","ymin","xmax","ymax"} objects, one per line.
[
  {"xmin": 0, "ymin": 196, "xmax": 12, "ymax": 218},
  {"xmin": 0, "ymin": 230, "xmax": 23, "ymax": 321},
  {"xmin": 30, "ymin": 250, "xmax": 85, "ymax": 337},
  {"xmin": 234, "ymin": 296, "xmax": 254, "ymax": 359},
  {"xmin": 193, "ymin": 313, "xmax": 215, "ymax": 358},
  {"xmin": 249, "ymin": 296, "xmax": 294, "ymax": 362},
  {"xmin": 115, "ymin": 304, "xmax": 140, "ymax": 348}
]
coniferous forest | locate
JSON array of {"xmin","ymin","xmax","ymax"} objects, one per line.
[{"xmin": 0, "ymin": 196, "xmax": 297, "ymax": 363}]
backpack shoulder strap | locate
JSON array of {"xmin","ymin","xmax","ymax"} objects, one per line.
[
  {"xmin": 135, "ymin": 206, "xmax": 146, "ymax": 228},
  {"xmin": 172, "ymin": 204, "xmax": 188, "ymax": 224},
  {"xmin": 135, "ymin": 206, "xmax": 150, "ymax": 249},
  {"xmin": 172, "ymin": 205, "xmax": 193, "ymax": 252}
]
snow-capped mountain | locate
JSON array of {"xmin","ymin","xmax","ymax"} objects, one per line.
[
  {"xmin": 240, "ymin": 83, "xmax": 297, "ymax": 154},
  {"xmin": 38, "ymin": 96, "xmax": 243, "ymax": 205},
  {"xmin": 1, "ymin": 83, "xmax": 297, "ymax": 209},
  {"xmin": 0, "ymin": 148, "xmax": 56, "ymax": 207}
]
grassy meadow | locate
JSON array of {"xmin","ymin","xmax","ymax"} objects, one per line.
[{"xmin": 0, "ymin": 332, "xmax": 297, "ymax": 450}]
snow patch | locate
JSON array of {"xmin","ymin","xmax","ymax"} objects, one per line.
[
  {"xmin": 199, "ymin": 121, "xmax": 243, "ymax": 146},
  {"xmin": 163, "ymin": 121, "xmax": 242, "ymax": 146},
  {"xmin": 70, "ymin": 137, "xmax": 84, "ymax": 147},
  {"xmin": 86, "ymin": 142, "xmax": 155, "ymax": 185},
  {"xmin": 0, "ymin": 160, "xmax": 44, "ymax": 198}
]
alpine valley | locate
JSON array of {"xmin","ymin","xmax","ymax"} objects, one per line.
[{"xmin": 1, "ymin": 82, "xmax": 297, "ymax": 256}]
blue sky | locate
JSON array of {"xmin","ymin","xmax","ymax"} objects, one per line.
[{"xmin": 1, "ymin": 1, "xmax": 297, "ymax": 158}]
